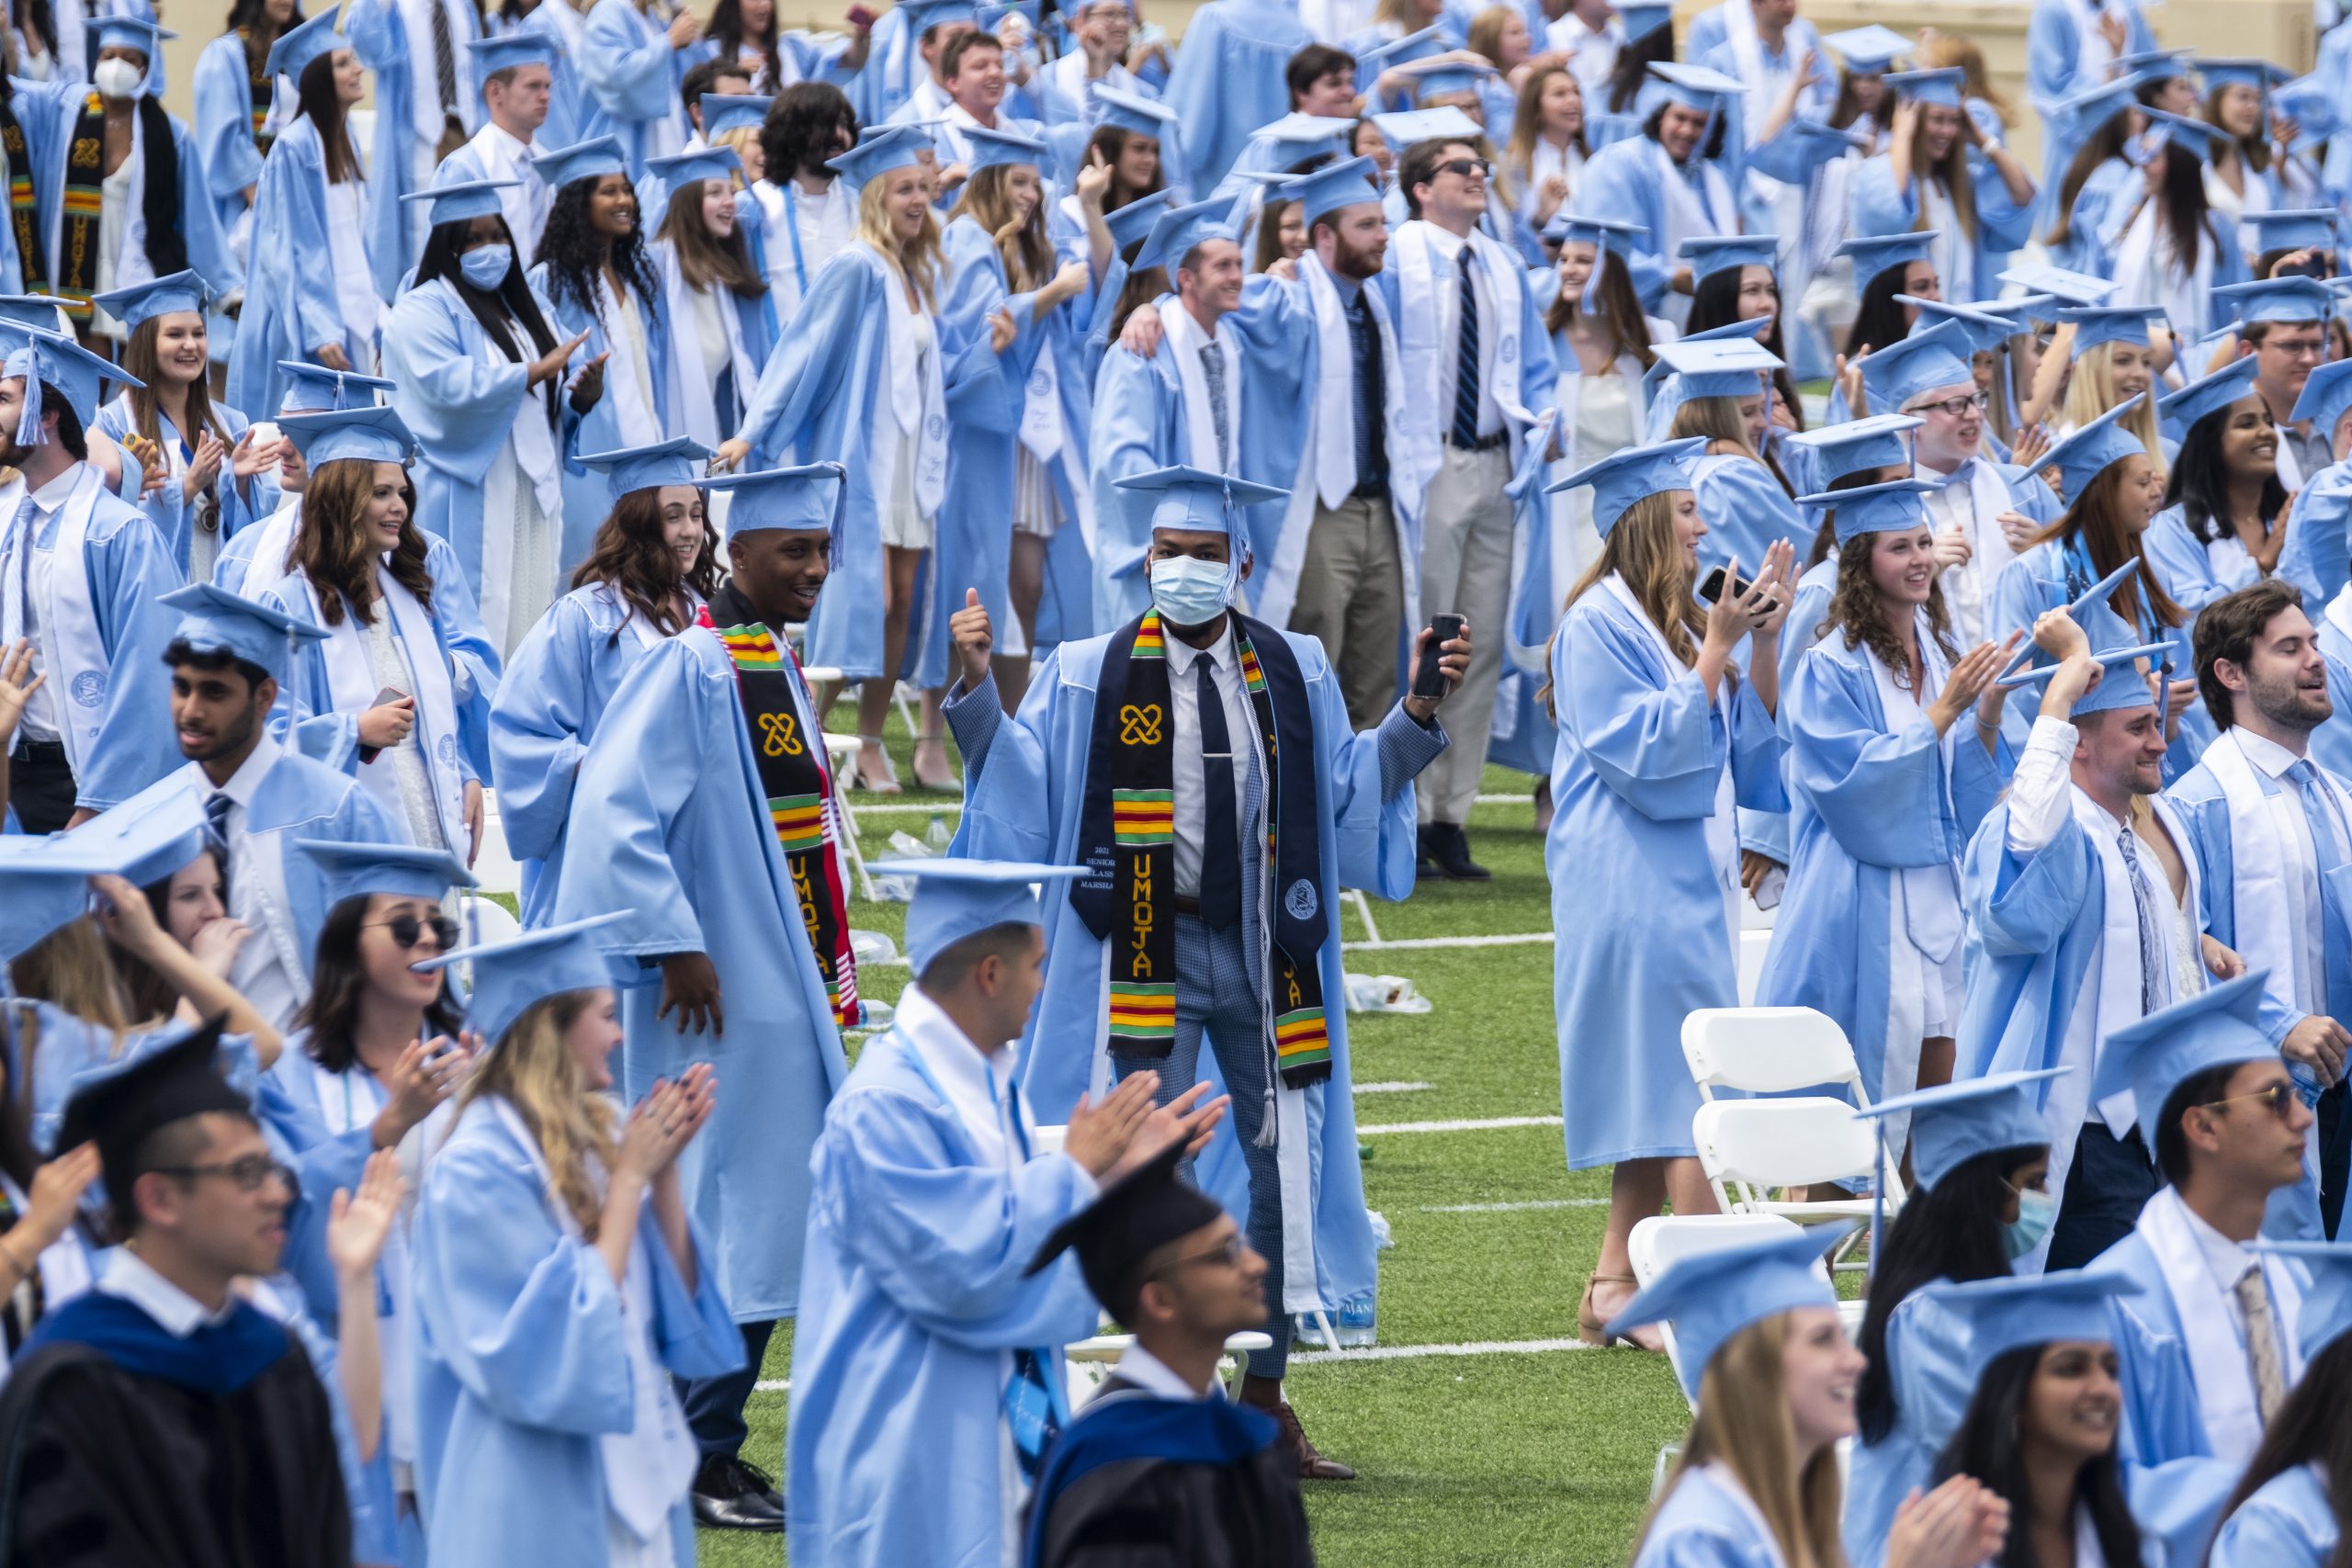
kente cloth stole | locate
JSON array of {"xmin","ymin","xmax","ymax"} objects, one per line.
[
  {"xmin": 56, "ymin": 95, "xmax": 107, "ymax": 316},
  {"xmin": 1070, "ymin": 611, "xmax": 1333, "ymax": 1088},
  {"xmin": 0, "ymin": 102, "xmax": 39, "ymax": 289},
  {"xmin": 243, "ymin": 32, "xmax": 276, "ymax": 154},
  {"xmin": 697, "ymin": 597, "xmax": 858, "ymax": 1029}
]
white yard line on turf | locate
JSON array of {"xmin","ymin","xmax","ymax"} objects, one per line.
[
  {"xmin": 1341, "ymin": 931, "xmax": 1554, "ymax": 951},
  {"xmin": 1417, "ymin": 1198, "xmax": 1608, "ymax": 1213},
  {"xmin": 1353, "ymin": 1080, "xmax": 1435, "ymax": 1094},
  {"xmin": 1358, "ymin": 1114, "xmax": 1563, "ymax": 1134},
  {"xmin": 1291, "ymin": 1337, "xmax": 1597, "ymax": 1364}
]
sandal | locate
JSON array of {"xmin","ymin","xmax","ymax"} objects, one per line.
[
  {"xmin": 910, "ymin": 729, "xmax": 958, "ymax": 793},
  {"xmin": 854, "ymin": 735, "xmax": 902, "ymax": 795},
  {"xmin": 1578, "ymin": 1272, "xmax": 1661, "ymax": 1351}
]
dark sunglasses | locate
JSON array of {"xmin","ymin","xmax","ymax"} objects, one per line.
[
  {"xmin": 1436, "ymin": 157, "xmax": 1491, "ymax": 179},
  {"xmin": 367, "ymin": 913, "xmax": 460, "ymax": 951},
  {"xmin": 2199, "ymin": 1082, "xmax": 2298, "ymax": 1121}
]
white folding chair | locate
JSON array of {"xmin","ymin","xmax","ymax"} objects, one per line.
[
  {"xmin": 1735, "ymin": 931, "xmax": 1770, "ymax": 1006},
  {"xmin": 1681, "ymin": 1007, "xmax": 1869, "ymax": 1103},
  {"xmin": 1064, "ymin": 1331, "xmax": 1274, "ymax": 1408},
  {"xmin": 469, "ymin": 789, "xmax": 522, "ymax": 899},
  {"xmin": 1691, "ymin": 1098, "xmax": 1902, "ymax": 1247},
  {"xmin": 819, "ymin": 729, "xmax": 881, "ymax": 902},
  {"xmin": 1628, "ymin": 1213, "xmax": 1804, "ymax": 1493}
]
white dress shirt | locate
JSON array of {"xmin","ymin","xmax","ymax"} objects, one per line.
[
  {"xmin": 2006, "ymin": 716, "xmax": 2081, "ymax": 855},
  {"xmin": 201, "ymin": 733, "xmax": 306, "ymax": 1032},
  {"xmin": 1, "ymin": 467, "xmax": 87, "ymax": 742},
  {"xmin": 1164, "ymin": 624, "xmax": 1262, "ymax": 901},
  {"xmin": 2230, "ymin": 728, "xmax": 2338, "ymax": 1016},
  {"xmin": 1112, "ymin": 1343, "xmax": 1220, "ymax": 1400},
  {"xmin": 97, "ymin": 1247, "xmax": 239, "ymax": 1336},
  {"xmin": 2178, "ymin": 1196, "xmax": 2259, "ymax": 1348},
  {"xmin": 1413, "ymin": 223, "xmax": 1503, "ymax": 440}
]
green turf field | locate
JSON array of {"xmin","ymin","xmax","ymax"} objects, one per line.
[{"xmin": 693, "ymin": 733, "xmax": 1693, "ymax": 1567}]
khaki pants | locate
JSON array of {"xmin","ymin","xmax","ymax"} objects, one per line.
[
  {"xmin": 1286, "ymin": 491, "xmax": 1405, "ymax": 731},
  {"xmin": 1415, "ymin": 446, "xmax": 1513, "ymax": 825}
]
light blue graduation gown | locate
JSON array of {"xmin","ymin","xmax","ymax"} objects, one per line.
[
  {"xmin": 1758, "ymin": 633, "xmax": 2007, "ymax": 1109},
  {"xmin": 410, "ymin": 1096, "xmax": 742, "ymax": 1568},
  {"xmin": 1548, "ymin": 587, "xmax": 1785, "ymax": 1168},
  {"xmin": 1849, "ymin": 150, "xmax": 2037, "ymax": 305},
  {"xmin": 579, "ymin": 0, "xmax": 688, "ymax": 175},
  {"xmin": 549, "ymin": 625, "xmax": 852, "ymax": 1320},
  {"xmin": 1846, "ymin": 1286, "xmax": 1978, "ymax": 1568},
  {"xmin": 380, "ymin": 275, "xmax": 580, "ymax": 632},
  {"xmin": 89, "ymin": 393, "xmax": 271, "ymax": 577},
  {"xmin": 34, "ymin": 477, "xmax": 186, "ymax": 811},
  {"xmin": 786, "ymin": 1025, "xmax": 1102, "ymax": 1568},
  {"xmin": 1087, "ymin": 333, "xmax": 1204, "ymax": 630},
  {"xmin": 488, "ymin": 581, "xmax": 683, "ymax": 925},
  {"xmin": 2043, "ymin": 156, "xmax": 2139, "ymax": 280},
  {"xmin": 1689, "ymin": 452, "xmax": 1803, "ymax": 582},
  {"xmin": 842, "ymin": 4, "xmax": 915, "ymax": 127},
  {"xmin": 1633, "ymin": 1465, "xmax": 1792, "ymax": 1568},
  {"xmin": 2277, "ymin": 459, "xmax": 2352, "ymax": 609},
  {"xmin": 1157, "ymin": 0, "xmax": 1311, "ymax": 188},
  {"xmin": 1575, "ymin": 134, "xmax": 1739, "ymax": 313},
  {"xmin": 526, "ymin": 260, "xmax": 675, "ymax": 572},
  {"xmin": 229, "ymin": 116, "xmax": 384, "ymax": 421},
  {"xmin": 735, "ymin": 243, "xmax": 990, "ymax": 681},
  {"xmin": 344, "ymin": 0, "xmax": 480, "ymax": 290},
  {"xmin": 945, "ymin": 625, "xmax": 1418, "ymax": 1318},
  {"xmin": 2315, "ymin": 611, "xmax": 2352, "ymax": 781},
  {"xmin": 2026, "ymin": 0, "xmax": 2156, "ymax": 121},
  {"xmin": 2210, "ymin": 1464, "xmax": 2339, "ymax": 1568},
  {"xmin": 188, "ymin": 33, "xmax": 263, "ymax": 276},
  {"xmin": 23, "ymin": 89, "xmax": 234, "ymax": 302},
  {"xmin": 2143, "ymin": 504, "xmax": 2264, "ymax": 615}
]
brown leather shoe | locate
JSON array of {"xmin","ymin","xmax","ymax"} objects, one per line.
[{"xmin": 1238, "ymin": 1376, "xmax": 1357, "ymax": 1481}]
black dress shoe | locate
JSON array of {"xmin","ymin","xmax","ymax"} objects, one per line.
[
  {"xmin": 1415, "ymin": 822, "xmax": 1440, "ymax": 881},
  {"xmin": 1429, "ymin": 823, "xmax": 1491, "ymax": 881},
  {"xmin": 692, "ymin": 1454, "xmax": 786, "ymax": 1532}
]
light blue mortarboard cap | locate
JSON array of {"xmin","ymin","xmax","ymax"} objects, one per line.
[
  {"xmin": 1678, "ymin": 233, "xmax": 1778, "ymax": 281},
  {"xmin": 1242, "ymin": 112, "xmax": 1356, "ymax": 165},
  {"xmin": 1400, "ymin": 57, "xmax": 1498, "ymax": 104},
  {"xmin": 277, "ymin": 405, "xmax": 419, "ymax": 468},
  {"xmin": 2138, "ymin": 107, "xmax": 2228, "ymax": 164},
  {"xmin": 868, "ymin": 858, "xmax": 1087, "ymax": 976},
  {"xmin": 2241, "ymin": 209, "xmax": 2338, "ymax": 256},
  {"xmin": 699, "ymin": 94, "xmax": 772, "ymax": 138},
  {"xmin": 1795, "ymin": 477, "xmax": 1938, "ymax": 546},
  {"xmin": 1837, "ymin": 230, "xmax": 1939, "ymax": 287},
  {"xmin": 1922, "ymin": 1270, "xmax": 2140, "ymax": 1382},
  {"xmin": 91, "ymin": 15, "xmax": 173, "ymax": 56},
  {"xmin": 400, "ymin": 175, "xmax": 521, "ymax": 228},
  {"xmin": 0, "ymin": 321, "xmax": 140, "ymax": 439},
  {"xmin": 1285, "ymin": 156, "xmax": 1383, "ymax": 229},
  {"xmin": 1898, "ymin": 297, "xmax": 2020, "ymax": 355},
  {"xmin": 1649, "ymin": 62, "xmax": 1746, "ymax": 112},
  {"xmin": 2157, "ymin": 355, "xmax": 2262, "ymax": 443},
  {"xmin": 963, "ymin": 125, "xmax": 1052, "ymax": 174},
  {"xmin": 1853, "ymin": 1068, "xmax": 2065, "ymax": 1189},
  {"xmin": 2276, "ymin": 73, "xmax": 2340, "ymax": 147},
  {"xmin": 295, "ymin": 839, "xmax": 478, "ymax": 908},
  {"xmin": 413, "ymin": 912, "xmax": 631, "ymax": 1046},
  {"xmin": 645, "ymin": 146, "xmax": 744, "ymax": 202},
  {"xmin": 2041, "ymin": 393, "xmax": 2154, "ymax": 498},
  {"xmin": 532, "ymin": 134, "xmax": 629, "ymax": 190},
  {"xmin": 1133, "ymin": 197, "xmax": 1239, "ymax": 273},
  {"xmin": 2115, "ymin": 47, "xmax": 2194, "ymax": 82},
  {"xmin": 2093, "ymin": 970, "xmax": 2276, "ymax": 1140},
  {"xmin": 2254, "ymin": 1240, "xmax": 2352, "ymax": 1363},
  {"xmin": 89, "ymin": 270, "xmax": 208, "ymax": 333},
  {"xmin": 0, "ymin": 783, "xmax": 206, "ymax": 963},
  {"xmin": 2292, "ymin": 358, "xmax": 2352, "ymax": 435},
  {"xmin": 2198, "ymin": 57, "xmax": 2292, "ymax": 96},
  {"xmin": 826, "ymin": 124, "xmax": 933, "ymax": 190},
  {"xmin": 577, "ymin": 436, "xmax": 715, "ymax": 502},
  {"xmin": 1091, "ymin": 86, "xmax": 1177, "ymax": 140},
  {"xmin": 1546, "ymin": 212, "xmax": 1645, "ymax": 248},
  {"xmin": 1544, "ymin": 436, "xmax": 1705, "ymax": 537},
  {"xmin": 2211, "ymin": 276, "xmax": 2333, "ymax": 327},
  {"xmin": 1106, "ymin": 189, "xmax": 1173, "ymax": 255},
  {"xmin": 1617, "ymin": 3, "xmax": 1672, "ymax": 40},
  {"xmin": 1606, "ymin": 1222, "xmax": 1851, "ymax": 1401},
  {"xmin": 1883, "ymin": 67, "xmax": 1965, "ymax": 107},
  {"xmin": 1855, "ymin": 318, "xmax": 1974, "ymax": 413},
  {"xmin": 1785, "ymin": 413, "xmax": 1921, "ymax": 483},
  {"xmin": 465, "ymin": 30, "xmax": 558, "ymax": 86},
  {"xmin": 277, "ymin": 360, "xmax": 396, "ymax": 413},
  {"xmin": 0, "ymin": 296, "xmax": 72, "ymax": 331},
  {"xmin": 701, "ymin": 462, "xmax": 846, "ymax": 542},
  {"xmin": 157, "ymin": 582, "xmax": 327, "ymax": 684},
  {"xmin": 1647, "ymin": 336, "xmax": 1780, "ymax": 401},
  {"xmin": 1113, "ymin": 465, "xmax": 1288, "ymax": 538},
  {"xmin": 1996, "ymin": 599, "xmax": 2172, "ymax": 717},
  {"xmin": 1820, "ymin": 25, "xmax": 1911, "ymax": 73},
  {"xmin": 1997, "ymin": 262, "xmax": 2116, "ymax": 308},
  {"xmin": 2060, "ymin": 303, "xmax": 2168, "ymax": 357},
  {"xmin": 1370, "ymin": 107, "xmax": 1484, "ymax": 150},
  {"xmin": 1747, "ymin": 118, "xmax": 1871, "ymax": 185},
  {"xmin": 2052, "ymin": 75, "xmax": 2140, "ymax": 141},
  {"xmin": 1352, "ymin": 25, "xmax": 1447, "ymax": 88},
  {"xmin": 895, "ymin": 0, "xmax": 980, "ymax": 34},
  {"xmin": 265, "ymin": 7, "xmax": 345, "ymax": 82}
]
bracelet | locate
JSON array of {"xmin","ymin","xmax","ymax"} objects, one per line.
[{"xmin": 1974, "ymin": 714, "xmax": 2002, "ymax": 734}]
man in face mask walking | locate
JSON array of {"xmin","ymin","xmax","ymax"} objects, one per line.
[{"xmin": 939, "ymin": 466, "xmax": 1466, "ymax": 1479}]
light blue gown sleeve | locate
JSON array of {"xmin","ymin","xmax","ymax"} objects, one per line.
[
  {"xmin": 1691, "ymin": 458, "xmax": 1804, "ymax": 580},
  {"xmin": 2207, "ymin": 1483, "xmax": 2331, "ymax": 1568},
  {"xmin": 733, "ymin": 253, "xmax": 873, "ymax": 459},
  {"xmin": 426, "ymin": 533, "xmax": 501, "ymax": 781},
  {"xmin": 76, "ymin": 511, "xmax": 188, "ymax": 809},
  {"xmin": 1563, "ymin": 608, "xmax": 1735, "ymax": 819},
  {"xmin": 2025, "ymin": 2, "xmax": 2080, "ymax": 118},
  {"xmin": 1309, "ymin": 645, "xmax": 1441, "ymax": 902},
  {"xmin": 1972, "ymin": 807, "xmax": 2093, "ymax": 957},
  {"xmin": 1087, "ymin": 347, "xmax": 1176, "ymax": 587},
  {"xmin": 1785, "ymin": 653, "xmax": 1959, "ymax": 868},
  {"xmin": 812, "ymin": 1089, "xmax": 1102, "ymax": 1348},
  {"xmin": 488, "ymin": 596, "xmax": 596, "ymax": 864},
  {"xmin": 2277, "ymin": 468, "xmax": 2352, "ymax": 606},
  {"xmin": 947, "ymin": 660, "xmax": 1062, "ymax": 859},
  {"xmin": 168, "ymin": 117, "xmax": 236, "ymax": 300},
  {"xmin": 580, "ymin": 0, "xmax": 684, "ymax": 131},
  {"xmin": 1575, "ymin": 146, "xmax": 1671, "ymax": 309},
  {"xmin": 381, "ymin": 288, "xmax": 537, "ymax": 489},
  {"xmin": 190, "ymin": 36, "xmax": 261, "ymax": 212},
  {"xmin": 2142, "ymin": 505, "xmax": 2257, "ymax": 612},
  {"xmin": 262, "ymin": 133, "xmax": 347, "ymax": 365}
]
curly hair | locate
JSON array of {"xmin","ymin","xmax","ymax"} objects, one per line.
[
  {"xmin": 1826, "ymin": 531, "xmax": 1959, "ymax": 692},
  {"xmin": 293, "ymin": 457, "xmax": 435, "ymax": 627},
  {"xmin": 758, "ymin": 81, "xmax": 857, "ymax": 185},
  {"xmin": 535, "ymin": 174, "xmax": 664, "ymax": 324},
  {"xmin": 571, "ymin": 485, "xmax": 721, "ymax": 639}
]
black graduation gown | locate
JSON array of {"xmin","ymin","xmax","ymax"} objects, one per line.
[
  {"xmin": 1028, "ymin": 1377, "xmax": 1317, "ymax": 1568},
  {"xmin": 0, "ymin": 1298, "xmax": 352, "ymax": 1568}
]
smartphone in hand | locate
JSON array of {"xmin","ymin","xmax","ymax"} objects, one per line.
[
  {"xmin": 1412, "ymin": 613, "xmax": 1464, "ymax": 698},
  {"xmin": 357, "ymin": 685, "xmax": 407, "ymax": 765}
]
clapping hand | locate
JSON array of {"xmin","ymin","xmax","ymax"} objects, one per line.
[{"xmin": 326, "ymin": 1149, "xmax": 405, "ymax": 1286}]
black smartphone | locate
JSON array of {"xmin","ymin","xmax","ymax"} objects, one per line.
[
  {"xmin": 1699, "ymin": 567, "xmax": 1749, "ymax": 605},
  {"xmin": 1413, "ymin": 614, "xmax": 1464, "ymax": 698},
  {"xmin": 2278, "ymin": 254, "xmax": 2332, "ymax": 280},
  {"xmin": 356, "ymin": 685, "xmax": 407, "ymax": 765}
]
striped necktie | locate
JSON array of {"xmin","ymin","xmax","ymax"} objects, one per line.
[{"xmin": 1451, "ymin": 250, "xmax": 1481, "ymax": 449}]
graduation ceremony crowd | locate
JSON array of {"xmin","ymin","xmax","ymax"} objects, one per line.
[{"xmin": 33, "ymin": 0, "xmax": 2352, "ymax": 1562}]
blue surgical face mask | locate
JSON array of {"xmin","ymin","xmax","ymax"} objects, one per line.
[
  {"xmin": 2003, "ymin": 1183, "xmax": 2058, "ymax": 1260},
  {"xmin": 459, "ymin": 243, "xmax": 514, "ymax": 291},
  {"xmin": 1148, "ymin": 552, "xmax": 1231, "ymax": 628}
]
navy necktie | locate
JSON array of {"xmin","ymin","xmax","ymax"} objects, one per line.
[
  {"xmin": 204, "ymin": 792, "xmax": 233, "ymax": 876},
  {"xmin": 1195, "ymin": 659, "xmax": 1240, "ymax": 930},
  {"xmin": 1451, "ymin": 251, "xmax": 1482, "ymax": 449}
]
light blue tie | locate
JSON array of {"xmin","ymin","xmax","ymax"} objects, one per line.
[
  {"xmin": 2290, "ymin": 759, "xmax": 2349, "ymax": 872},
  {"xmin": 2117, "ymin": 826, "xmax": 2165, "ymax": 1016},
  {"xmin": 0, "ymin": 494, "xmax": 35, "ymax": 652}
]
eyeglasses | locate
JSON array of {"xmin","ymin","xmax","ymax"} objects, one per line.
[
  {"xmin": 150, "ymin": 1155, "xmax": 298, "ymax": 1194},
  {"xmin": 1151, "ymin": 1233, "xmax": 1247, "ymax": 1277},
  {"xmin": 367, "ymin": 913, "xmax": 460, "ymax": 951},
  {"xmin": 2199, "ymin": 1082, "xmax": 2299, "ymax": 1120},
  {"xmin": 1435, "ymin": 157, "xmax": 1491, "ymax": 179},
  {"xmin": 1910, "ymin": 391, "xmax": 1989, "ymax": 419},
  {"xmin": 2264, "ymin": 336, "xmax": 2327, "ymax": 361}
]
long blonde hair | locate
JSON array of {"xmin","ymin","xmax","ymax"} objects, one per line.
[
  {"xmin": 10, "ymin": 919, "xmax": 141, "ymax": 1043},
  {"xmin": 1633, "ymin": 1315, "xmax": 1850, "ymax": 1568},
  {"xmin": 856, "ymin": 171, "xmax": 944, "ymax": 311},
  {"xmin": 1672, "ymin": 393, "xmax": 1795, "ymax": 495},
  {"xmin": 1543, "ymin": 489, "xmax": 1705, "ymax": 716},
  {"xmin": 2060, "ymin": 344, "xmax": 2166, "ymax": 480},
  {"xmin": 455, "ymin": 991, "xmax": 616, "ymax": 1238}
]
